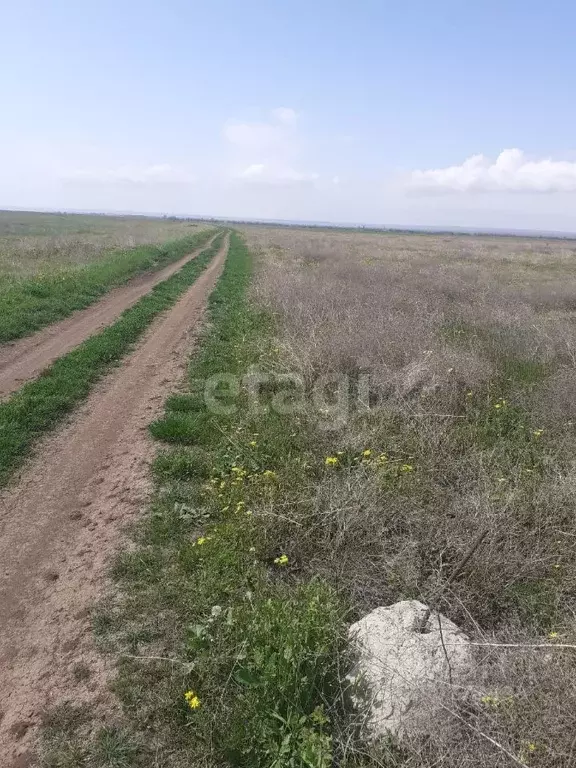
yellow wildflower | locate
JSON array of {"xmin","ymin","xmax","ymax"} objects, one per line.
[
  {"xmin": 249, "ymin": 440, "xmax": 257, "ymax": 447},
  {"xmin": 480, "ymin": 694, "xmax": 514, "ymax": 709},
  {"xmin": 362, "ymin": 449, "xmax": 372, "ymax": 458},
  {"xmin": 184, "ymin": 690, "xmax": 201, "ymax": 710},
  {"xmin": 548, "ymin": 631, "xmax": 558, "ymax": 639},
  {"xmin": 274, "ymin": 554, "xmax": 289, "ymax": 566},
  {"xmin": 325, "ymin": 456, "xmax": 339, "ymax": 466}
]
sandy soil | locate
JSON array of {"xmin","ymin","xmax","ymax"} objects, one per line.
[
  {"xmin": 0, "ymin": 232, "xmax": 219, "ymax": 398},
  {"xmin": 0, "ymin": 235, "xmax": 228, "ymax": 767}
]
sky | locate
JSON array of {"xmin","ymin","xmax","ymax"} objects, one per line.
[{"xmin": 2, "ymin": 0, "xmax": 576, "ymax": 231}]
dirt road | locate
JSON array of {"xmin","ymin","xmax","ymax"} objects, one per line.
[
  {"xmin": 0, "ymin": 232, "xmax": 219, "ymax": 399},
  {"xmin": 0, "ymin": 235, "xmax": 228, "ymax": 767}
]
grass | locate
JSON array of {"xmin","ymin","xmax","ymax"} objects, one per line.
[
  {"xmin": 0, "ymin": 210, "xmax": 205, "ymax": 274},
  {"xmin": 238, "ymin": 225, "xmax": 576, "ymax": 766},
  {"xmin": 0, "ymin": 233, "xmax": 224, "ymax": 486},
  {"xmin": 43, "ymin": 232, "xmax": 350, "ymax": 768},
  {"xmin": 0, "ymin": 225, "xmax": 215, "ymax": 343},
  {"xmin": 41, "ymin": 226, "xmax": 576, "ymax": 767}
]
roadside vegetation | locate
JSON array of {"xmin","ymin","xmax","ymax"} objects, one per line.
[
  {"xmin": 42, "ymin": 227, "xmax": 576, "ymax": 767},
  {"xmin": 0, "ymin": 232, "xmax": 223, "ymax": 486},
  {"xmin": 0, "ymin": 210, "xmax": 205, "ymax": 276},
  {"xmin": 0, "ymin": 224, "xmax": 214, "ymax": 343}
]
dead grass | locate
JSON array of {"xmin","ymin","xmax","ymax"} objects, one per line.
[
  {"xmin": 0, "ymin": 210, "xmax": 204, "ymax": 278},
  {"xmin": 241, "ymin": 224, "xmax": 576, "ymax": 767}
]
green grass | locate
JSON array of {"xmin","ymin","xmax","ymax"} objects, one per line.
[
  {"xmin": 52, "ymin": 232, "xmax": 349, "ymax": 768},
  {"xmin": 0, "ymin": 228, "xmax": 215, "ymax": 343},
  {"xmin": 0, "ymin": 233, "xmax": 224, "ymax": 486}
]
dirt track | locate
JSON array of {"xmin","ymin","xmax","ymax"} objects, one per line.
[
  {"xmin": 0, "ymin": 232, "xmax": 219, "ymax": 398},
  {"xmin": 0, "ymin": 235, "xmax": 228, "ymax": 766}
]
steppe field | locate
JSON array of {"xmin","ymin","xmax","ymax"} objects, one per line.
[{"xmin": 2, "ymin": 212, "xmax": 576, "ymax": 768}]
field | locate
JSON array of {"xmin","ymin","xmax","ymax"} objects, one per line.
[
  {"xmin": 2, "ymin": 217, "xmax": 576, "ymax": 767},
  {"xmin": 0, "ymin": 211, "xmax": 203, "ymax": 277},
  {"xmin": 0, "ymin": 211, "xmax": 213, "ymax": 343}
]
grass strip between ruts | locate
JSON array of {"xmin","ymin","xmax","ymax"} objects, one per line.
[{"xmin": 0, "ymin": 232, "xmax": 225, "ymax": 486}]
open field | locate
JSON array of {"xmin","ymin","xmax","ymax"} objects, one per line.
[
  {"xmin": 0, "ymin": 210, "xmax": 205, "ymax": 278},
  {"xmin": 238, "ymin": 226, "xmax": 576, "ymax": 766},
  {"xmin": 0, "ymin": 211, "xmax": 214, "ymax": 344},
  {"xmin": 4, "ymin": 223, "xmax": 576, "ymax": 767}
]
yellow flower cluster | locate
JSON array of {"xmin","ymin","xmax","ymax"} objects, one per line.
[
  {"xmin": 324, "ymin": 449, "xmax": 416, "ymax": 476},
  {"xmin": 480, "ymin": 693, "xmax": 514, "ymax": 709},
  {"xmin": 518, "ymin": 741, "xmax": 538, "ymax": 762},
  {"xmin": 274, "ymin": 554, "xmax": 289, "ymax": 566},
  {"xmin": 184, "ymin": 690, "xmax": 201, "ymax": 710}
]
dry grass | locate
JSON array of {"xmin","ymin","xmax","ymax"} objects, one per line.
[
  {"xmin": 0, "ymin": 210, "xmax": 205, "ymax": 278},
  {"xmin": 241, "ymin": 224, "xmax": 576, "ymax": 767}
]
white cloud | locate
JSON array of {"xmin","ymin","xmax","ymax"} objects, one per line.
[
  {"xmin": 65, "ymin": 163, "xmax": 195, "ymax": 185},
  {"xmin": 222, "ymin": 107, "xmax": 299, "ymax": 152},
  {"xmin": 272, "ymin": 107, "xmax": 298, "ymax": 125},
  {"xmin": 237, "ymin": 163, "xmax": 319, "ymax": 185},
  {"xmin": 222, "ymin": 121, "xmax": 286, "ymax": 152},
  {"xmin": 223, "ymin": 107, "xmax": 319, "ymax": 185},
  {"xmin": 409, "ymin": 149, "xmax": 576, "ymax": 194}
]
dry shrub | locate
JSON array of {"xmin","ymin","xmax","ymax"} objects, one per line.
[{"xmin": 243, "ymin": 225, "xmax": 576, "ymax": 765}]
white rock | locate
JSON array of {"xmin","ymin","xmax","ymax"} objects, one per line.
[{"xmin": 348, "ymin": 600, "xmax": 473, "ymax": 740}]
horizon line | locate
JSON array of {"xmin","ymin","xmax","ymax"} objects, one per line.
[{"xmin": 2, "ymin": 205, "xmax": 576, "ymax": 240}]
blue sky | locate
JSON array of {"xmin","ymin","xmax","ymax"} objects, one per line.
[{"xmin": 2, "ymin": 0, "xmax": 576, "ymax": 230}]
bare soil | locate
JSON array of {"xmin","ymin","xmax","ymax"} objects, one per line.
[
  {"xmin": 0, "ymin": 233, "xmax": 219, "ymax": 398},
  {"xmin": 0, "ymin": 236, "xmax": 228, "ymax": 766}
]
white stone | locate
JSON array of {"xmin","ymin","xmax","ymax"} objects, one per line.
[{"xmin": 348, "ymin": 600, "xmax": 473, "ymax": 740}]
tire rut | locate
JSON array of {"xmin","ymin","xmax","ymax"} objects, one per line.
[
  {"xmin": 0, "ymin": 232, "xmax": 219, "ymax": 399},
  {"xmin": 0, "ymin": 235, "xmax": 229, "ymax": 766}
]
